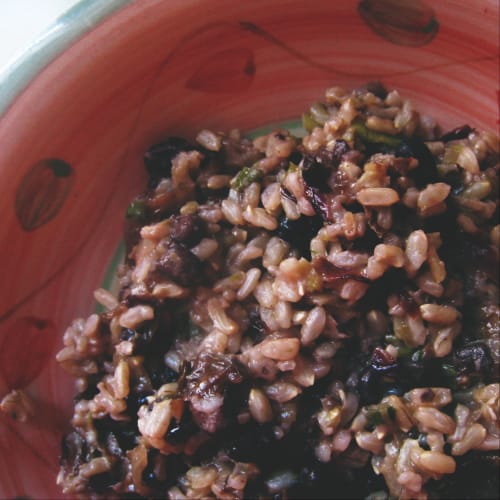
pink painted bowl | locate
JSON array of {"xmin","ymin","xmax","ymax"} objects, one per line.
[{"xmin": 0, "ymin": 0, "xmax": 498, "ymax": 497}]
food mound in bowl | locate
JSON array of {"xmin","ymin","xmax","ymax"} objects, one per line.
[{"xmin": 56, "ymin": 83, "xmax": 499, "ymax": 499}]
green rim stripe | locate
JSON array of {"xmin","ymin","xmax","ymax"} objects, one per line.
[{"xmin": 0, "ymin": 0, "xmax": 133, "ymax": 118}]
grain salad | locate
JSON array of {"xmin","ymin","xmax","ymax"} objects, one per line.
[{"xmin": 57, "ymin": 83, "xmax": 499, "ymax": 499}]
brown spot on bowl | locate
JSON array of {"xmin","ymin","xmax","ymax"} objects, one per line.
[
  {"xmin": 15, "ymin": 159, "xmax": 74, "ymax": 231},
  {"xmin": 358, "ymin": 0, "xmax": 439, "ymax": 47}
]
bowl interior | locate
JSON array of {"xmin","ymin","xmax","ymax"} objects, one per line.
[{"xmin": 0, "ymin": 0, "xmax": 498, "ymax": 497}]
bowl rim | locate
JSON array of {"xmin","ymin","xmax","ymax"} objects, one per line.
[{"xmin": 0, "ymin": 0, "xmax": 133, "ymax": 119}]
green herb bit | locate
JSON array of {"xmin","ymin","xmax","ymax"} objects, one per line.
[
  {"xmin": 302, "ymin": 112, "xmax": 321, "ymax": 133},
  {"xmin": 351, "ymin": 120, "xmax": 402, "ymax": 148},
  {"xmin": 309, "ymin": 102, "xmax": 329, "ymax": 125},
  {"xmin": 366, "ymin": 408, "xmax": 385, "ymax": 426},
  {"xmin": 384, "ymin": 334, "xmax": 398, "ymax": 345},
  {"xmin": 443, "ymin": 144, "xmax": 461, "ymax": 165},
  {"xmin": 397, "ymin": 344, "xmax": 414, "ymax": 358},
  {"xmin": 126, "ymin": 199, "xmax": 146, "ymax": 218},
  {"xmin": 411, "ymin": 349, "xmax": 425, "ymax": 362},
  {"xmin": 230, "ymin": 166, "xmax": 263, "ymax": 191}
]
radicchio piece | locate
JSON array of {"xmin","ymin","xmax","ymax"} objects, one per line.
[
  {"xmin": 313, "ymin": 258, "xmax": 370, "ymax": 288},
  {"xmin": 302, "ymin": 141, "xmax": 350, "ymax": 191},
  {"xmin": 370, "ymin": 346, "xmax": 398, "ymax": 373},
  {"xmin": 183, "ymin": 352, "xmax": 245, "ymax": 433},
  {"xmin": 302, "ymin": 142, "xmax": 352, "ymax": 221},
  {"xmin": 304, "ymin": 185, "xmax": 330, "ymax": 221}
]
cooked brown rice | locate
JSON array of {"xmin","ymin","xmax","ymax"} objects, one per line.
[{"xmin": 57, "ymin": 83, "xmax": 499, "ymax": 499}]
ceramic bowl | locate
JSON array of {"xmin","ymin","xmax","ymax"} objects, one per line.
[{"xmin": 0, "ymin": 0, "xmax": 498, "ymax": 497}]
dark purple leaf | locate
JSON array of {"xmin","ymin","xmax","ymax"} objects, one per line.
[{"xmin": 440, "ymin": 125, "xmax": 473, "ymax": 142}]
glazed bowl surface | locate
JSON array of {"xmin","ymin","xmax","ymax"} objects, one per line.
[{"xmin": 0, "ymin": 0, "xmax": 498, "ymax": 497}]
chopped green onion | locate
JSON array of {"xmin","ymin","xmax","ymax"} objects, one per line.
[
  {"xmin": 351, "ymin": 120, "xmax": 402, "ymax": 148},
  {"xmin": 366, "ymin": 408, "xmax": 385, "ymax": 426},
  {"xmin": 302, "ymin": 112, "xmax": 321, "ymax": 133},
  {"xmin": 309, "ymin": 102, "xmax": 329, "ymax": 125},
  {"xmin": 230, "ymin": 166, "xmax": 263, "ymax": 191},
  {"xmin": 443, "ymin": 144, "xmax": 461, "ymax": 164},
  {"xmin": 397, "ymin": 344, "xmax": 414, "ymax": 358},
  {"xmin": 411, "ymin": 349, "xmax": 425, "ymax": 362},
  {"xmin": 126, "ymin": 199, "xmax": 146, "ymax": 218},
  {"xmin": 384, "ymin": 334, "xmax": 398, "ymax": 345}
]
